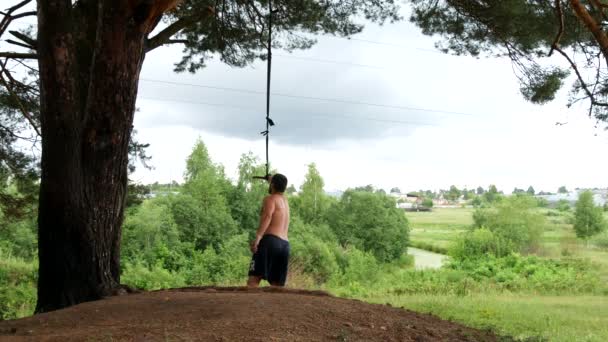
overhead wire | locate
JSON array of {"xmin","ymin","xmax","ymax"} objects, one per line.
[
  {"xmin": 139, "ymin": 78, "xmax": 476, "ymax": 117},
  {"xmin": 136, "ymin": 95, "xmax": 442, "ymax": 127}
]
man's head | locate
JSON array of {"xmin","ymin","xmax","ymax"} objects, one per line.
[{"xmin": 269, "ymin": 173, "xmax": 288, "ymax": 194}]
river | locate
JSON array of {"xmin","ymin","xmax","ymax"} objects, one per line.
[{"xmin": 408, "ymin": 247, "xmax": 447, "ymax": 270}]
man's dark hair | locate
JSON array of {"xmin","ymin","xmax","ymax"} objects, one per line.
[{"xmin": 271, "ymin": 174, "xmax": 288, "ymax": 193}]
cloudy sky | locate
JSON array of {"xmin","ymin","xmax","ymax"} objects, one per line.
[{"xmin": 131, "ymin": 11, "xmax": 608, "ymax": 194}]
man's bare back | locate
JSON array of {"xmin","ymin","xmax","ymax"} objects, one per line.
[
  {"xmin": 263, "ymin": 194, "xmax": 290, "ymax": 240},
  {"xmin": 247, "ymin": 174, "xmax": 291, "ymax": 287}
]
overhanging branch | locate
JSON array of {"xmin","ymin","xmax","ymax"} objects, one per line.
[
  {"xmin": 0, "ymin": 0, "xmax": 35, "ymax": 37},
  {"xmin": 0, "ymin": 60, "xmax": 41, "ymax": 137},
  {"xmin": 0, "ymin": 52, "xmax": 38, "ymax": 59},
  {"xmin": 145, "ymin": 7, "xmax": 215, "ymax": 53},
  {"xmin": 549, "ymin": 0, "xmax": 565, "ymax": 56},
  {"xmin": 9, "ymin": 30, "xmax": 37, "ymax": 48},
  {"xmin": 145, "ymin": 17, "xmax": 197, "ymax": 53},
  {"xmin": 554, "ymin": 46, "xmax": 608, "ymax": 108},
  {"xmin": 569, "ymin": 0, "xmax": 608, "ymax": 64},
  {"xmin": 6, "ymin": 39, "xmax": 33, "ymax": 50}
]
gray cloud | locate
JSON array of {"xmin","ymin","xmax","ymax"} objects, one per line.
[{"xmin": 134, "ymin": 21, "xmax": 460, "ymax": 147}]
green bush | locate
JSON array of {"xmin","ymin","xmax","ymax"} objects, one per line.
[
  {"xmin": 556, "ymin": 199, "xmax": 570, "ymax": 212},
  {"xmin": 0, "ymin": 250, "xmax": 37, "ymax": 319},
  {"xmin": 573, "ymin": 191, "xmax": 606, "ymax": 240},
  {"xmin": 121, "ymin": 199, "xmax": 190, "ymax": 271},
  {"xmin": 592, "ymin": 232, "xmax": 608, "ymax": 250},
  {"xmin": 328, "ymin": 190, "xmax": 410, "ymax": 262},
  {"xmin": 422, "ymin": 198, "xmax": 434, "ymax": 208},
  {"xmin": 185, "ymin": 234, "xmax": 250, "ymax": 286},
  {"xmin": 446, "ymin": 254, "xmax": 604, "ymax": 295},
  {"xmin": 450, "ymin": 228, "xmax": 514, "ymax": 260},
  {"xmin": 287, "ymin": 217, "xmax": 340, "ymax": 283},
  {"xmin": 121, "ymin": 263, "xmax": 186, "ymax": 290},
  {"xmin": 0, "ymin": 219, "xmax": 37, "ymax": 260},
  {"xmin": 472, "ymin": 196, "xmax": 545, "ymax": 254},
  {"xmin": 328, "ymin": 247, "xmax": 380, "ymax": 297}
]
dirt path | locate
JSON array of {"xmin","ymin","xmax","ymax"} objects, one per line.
[{"xmin": 0, "ymin": 287, "xmax": 499, "ymax": 342}]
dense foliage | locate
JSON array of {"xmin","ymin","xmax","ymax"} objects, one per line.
[
  {"xmin": 465, "ymin": 195, "xmax": 545, "ymax": 258},
  {"xmin": 573, "ymin": 190, "xmax": 607, "ymax": 240},
  {"xmin": 1, "ymin": 140, "xmax": 606, "ymax": 321}
]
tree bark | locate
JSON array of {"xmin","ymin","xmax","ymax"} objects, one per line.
[
  {"xmin": 35, "ymin": 0, "xmax": 154, "ymax": 313},
  {"xmin": 569, "ymin": 0, "xmax": 608, "ymax": 64}
]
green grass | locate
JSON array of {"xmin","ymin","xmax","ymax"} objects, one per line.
[
  {"xmin": 406, "ymin": 208, "xmax": 473, "ymax": 249},
  {"xmin": 390, "ymin": 208, "xmax": 608, "ymax": 341},
  {"xmin": 365, "ymin": 294, "xmax": 608, "ymax": 342}
]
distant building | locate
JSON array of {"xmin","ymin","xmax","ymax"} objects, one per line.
[{"xmin": 535, "ymin": 189, "xmax": 606, "ymax": 206}]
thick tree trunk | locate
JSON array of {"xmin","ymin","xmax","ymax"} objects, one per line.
[{"xmin": 35, "ymin": 0, "xmax": 153, "ymax": 313}]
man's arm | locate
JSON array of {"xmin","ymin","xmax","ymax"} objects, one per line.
[{"xmin": 251, "ymin": 196, "xmax": 275, "ymax": 252}]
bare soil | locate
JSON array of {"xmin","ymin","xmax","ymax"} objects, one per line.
[{"xmin": 0, "ymin": 287, "xmax": 500, "ymax": 341}]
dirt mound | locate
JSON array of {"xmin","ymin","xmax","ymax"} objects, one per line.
[{"xmin": 0, "ymin": 287, "xmax": 498, "ymax": 341}]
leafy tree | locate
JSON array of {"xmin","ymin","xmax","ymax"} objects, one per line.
[
  {"xmin": 476, "ymin": 186, "xmax": 485, "ymax": 195},
  {"xmin": 295, "ymin": 163, "xmax": 330, "ymax": 224},
  {"xmin": 472, "ymin": 195, "xmax": 545, "ymax": 253},
  {"xmin": 470, "ymin": 196, "xmax": 483, "ymax": 207},
  {"xmin": 483, "ymin": 185, "xmax": 501, "ymax": 203},
  {"xmin": 513, "ymin": 188, "xmax": 525, "ymax": 194},
  {"xmin": 176, "ymin": 140, "xmax": 238, "ymax": 250},
  {"xmin": 286, "ymin": 185, "xmax": 297, "ymax": 195},
  {"xmin": 421, "ymin": 198, "xmax": 434, "ymax": 208},
  {"xmin": 573, "ymin": 191, "xmax": 606, "ymax": 241},
  {"xmin": 536, "ymin": 197, "xmax": 549, "ymax": 208},
  {"xmin": 446, "ymin": 185, "xmax": 461, "ymax": 202},
  {"xmin": 527, "ymin": 186, "xmax": 536, "ymax": 196},
  {"xmin": 390, "ymin": 187, "xmax": 401, "ymax": 194},
  {"xmin": 126, "ymin": 183, "xmax": 151, "ymax": 208},
  {"xmin": 328, "ymin": 190, "xmax": 409, "ymax": 262},
  {"xmin": 0, "ymin": 0, "xmax": 401, "ymax": 311},
  {"xmin": 227, "ymin": 152, "xmax": 267, "ymax": 233},
  {"xmin": 353, "ymin": 184, "xmax": 375, "ymax": 192},
  {"xmin": 289, "ymin": 218, "xmax": 340, "ymax": 284},
  {"xmin": 409, "ymin": 0, "xmax": 608, "ymax": 123},
  {"xmin": 558, "ymin": 186, "xmax": 569, "ymax": 194},
  {"xmin": 121, "ymin": 200, "xmax": 189, "ymax": 272}
]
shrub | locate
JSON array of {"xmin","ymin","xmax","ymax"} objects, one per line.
[
  {"xmin": 556, "ymin": 199, "xmax": 570, "ymax": 212},
  {"xmin": 573, "ymin": 191, "xmax": 606, "ymax": 240},
  {"xmin": 328, "ymin": 190, "xmax": 409, "ymax": 262},
  {"xmin": 0, "ymin": 250, "xmax": 37, "ymax": 319},
  {"xmin": 121, "ymin": 263, "xmax": 186, "ymax": 290},
  {"xmin": 450, "ymin": 228, "xmax": 514, "ymax": 260},
  {"xmin": 421, "ymin": 198, "xmax": 434, "ymax": 208},
  {"xmin": 592, "ymin": 232, "xmax": 608, "ymax": 250},
  {"xmin": 185, "ymin": 234, "xmax": 250, "ymax": 286},
  {"xmin": 471, "ymin": 196, "xmax": 545, "ymax": 253},
  {"xmin": 327, "ymin": 247, "xmax": 380, "ymax": 297}
]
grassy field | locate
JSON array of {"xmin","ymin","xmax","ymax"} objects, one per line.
[
  {"xmin": 407, "ymin": 208, "xmax": 608, "ymax": 254},
  {"xmin": 400, "ymin": 207, "xmax": 608, "ymax": 341},
  {"xmin": 406, "ymin": 208, "xmax": 473, "ymax": 251},
  {"xmin": 365, "ymin": 294, "xmax": 608, "ymax": 342}
]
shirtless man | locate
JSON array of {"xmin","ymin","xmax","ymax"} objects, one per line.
[{"xmin": 247, "ymin": 174, "xmax": 290, "ymax": 287}]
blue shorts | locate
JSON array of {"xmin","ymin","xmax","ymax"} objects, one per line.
[{"xmin": 249, "ymin": 234, "xmax": 290, "ymax": 286}]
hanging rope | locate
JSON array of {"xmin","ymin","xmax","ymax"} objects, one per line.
[{"xmin": 256, "ymin": 0, "xmax": 274, "ymax": 181}]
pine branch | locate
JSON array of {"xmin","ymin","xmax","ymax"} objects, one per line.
[
  {"xmin": 549, "ymin": 0, "xmax": 565, "ymax": 56},
  {"xmin": 145, "ymin": 7, "xmax": 215, "ymax": 53},
  {"xmin": 0, "ymin": 52, "xmax": 37, "ymax": 59}
]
